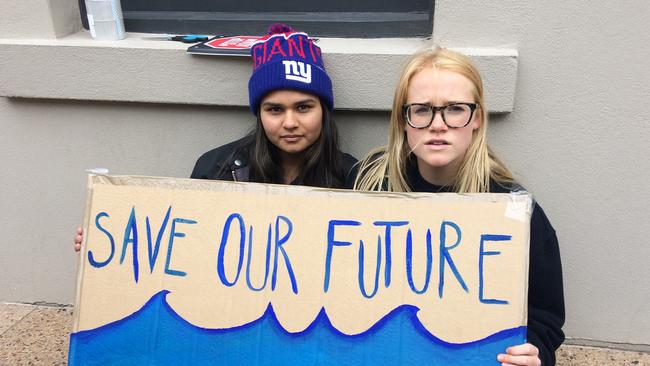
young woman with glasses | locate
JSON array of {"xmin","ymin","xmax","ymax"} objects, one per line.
[{"xmin": 351, "ymin": 48, "xmax": 564, "ymax": 366}]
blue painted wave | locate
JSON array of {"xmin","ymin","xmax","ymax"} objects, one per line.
[{"xmin": 69, "ymin": 290, "xmax": 525, "ymax": 365}]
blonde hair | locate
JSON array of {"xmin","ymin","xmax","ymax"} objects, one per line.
[{"xmin": 354, "ymin": 47, "xmax": 514, "ymax": 193}]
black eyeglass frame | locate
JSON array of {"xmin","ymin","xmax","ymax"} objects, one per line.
[{"xmin": 402, "ymin": 102, "xmax": 479, "ymax": 129}]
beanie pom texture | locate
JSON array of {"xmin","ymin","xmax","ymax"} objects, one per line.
[{"xmin": 267, "ymin": 23, "xmax": 294, "ymax": 35}]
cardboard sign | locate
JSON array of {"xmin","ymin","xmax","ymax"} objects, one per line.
[{"xmin": 69, "ymin": 175, "xmax": 532, "ymax": 365}]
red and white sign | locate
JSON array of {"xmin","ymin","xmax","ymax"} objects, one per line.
[{"xmin": 204, "ymin": 36, "xmax": 267, "ymax": 50}]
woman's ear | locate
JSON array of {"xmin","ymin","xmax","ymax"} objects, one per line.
[{"xmin": 471, "ymin": 107, "xmax": 482, "ymax": 131}]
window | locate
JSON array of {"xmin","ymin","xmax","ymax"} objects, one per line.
[{"xmin": 79, "ymin": 0, "xmax": 434, "ymax": 38}]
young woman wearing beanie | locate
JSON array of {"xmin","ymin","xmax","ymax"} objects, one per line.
[
  {"xmin": 191, "ymin": 24, "xmax": 356, "ymax": 187},
  {"xmin": 351, "ymin": 48, "xmax": 564, "ymax": 366},
  {"xmin": 75, "ymin": 24, "xmax": 356, "ymax": 251}
]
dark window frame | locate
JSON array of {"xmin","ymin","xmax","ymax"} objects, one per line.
[{"xmin": 79, "ymin": 1, "xmax": 434, "ymax": 38}]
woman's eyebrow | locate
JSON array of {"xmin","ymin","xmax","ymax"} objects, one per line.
[
  {"xmin": 406, "ymin": 100, "xmax": 470, "ymax": 106},
  {"xmin": 262, "ymin": 98, "xmax": 317, "ymax": 107},
  {"xmin": 293, "ymin": 99, "xmax": 317, "ymax": 106}
]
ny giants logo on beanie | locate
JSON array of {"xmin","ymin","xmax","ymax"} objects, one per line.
[
  {"xmin": 248, "ymin": 24, "xmax": 333, "ymax": 115},
  {"xmin": 282, "ymin": 60, "xmax": 311, "ymax": 83}
]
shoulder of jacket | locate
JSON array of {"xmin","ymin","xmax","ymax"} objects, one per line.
[
  {"xmin": 208, "ymin": 137, "xmax": 249, "ymax": 160},
  {"xmin": 192, "ymin": 137, "xmax": 250, "ymax": 179}
]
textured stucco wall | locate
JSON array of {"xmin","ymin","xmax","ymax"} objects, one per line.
[
  {"xmin": 0, "ymin": 0, "xmax": 649, "ymax": 350},
  {"xmin": 434, "ymin": 0, "xmax": 650, "ymax": 346},
  {"xmin": 0, "ymin": 0, "xmax": 80, "ymax": 38}
]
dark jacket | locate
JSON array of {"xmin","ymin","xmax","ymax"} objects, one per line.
[
  {"xmin": 191, "ymin": 137, "xmax": 358, "ymax": 186},
  {"xmin": 346, "ymin": 161, "xmax": 565, "ymax": 366}
]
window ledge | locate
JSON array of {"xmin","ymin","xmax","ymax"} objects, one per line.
[{"xmin": 0, "ymin": 31, "xmax": 517, "ymax": 112}]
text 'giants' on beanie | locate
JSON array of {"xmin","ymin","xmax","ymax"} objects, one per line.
[{"xmin": 248, "ymin": 24, "xmax": 333, "ymax": 115}]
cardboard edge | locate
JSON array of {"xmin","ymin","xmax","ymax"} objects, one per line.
[
  {"xmin": 90, "ymin": 174, "xmax": 528, "ymax": 204},
  {"xmin": 71, "ymin": 173, "xmax": 96, "ymax": 333},
  {"xmin": 520, "ymin": 196, "xmax": 533, "ymax": 334},
  {"xmin": 503, "ymin": 192, "xmax": 532, "ymax": 333}
]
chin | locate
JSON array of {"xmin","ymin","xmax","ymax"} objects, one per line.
[
  {"xmin": 426, "ymin": 161, "xmax": 453, "ymax": 169},
  {"xmin": 416, "ymin": 155, "xmax": 454, "ymax": 169},
  {"xmin": 279, "ymin": 145, "xmax": 308, "ymax": 155}
]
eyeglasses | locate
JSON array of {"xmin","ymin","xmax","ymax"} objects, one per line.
[{"xmin": 403, "ymin": 103, "xmax": 479, "ymax": 129}]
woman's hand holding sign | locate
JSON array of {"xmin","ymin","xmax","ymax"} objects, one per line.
[
  {"xmin": 497, "ymin": 343, "xmax": 541, "ymax": 366},
  {"xmin": 74, "ymin": 227, "xmax": 83, "ymax": 252}
]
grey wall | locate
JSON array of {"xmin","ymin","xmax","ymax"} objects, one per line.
[
  {"xmin": 1, "ymin": 0, "xmax": 649, "ymax": 350},
  {"xmin": 434, "ymin": 0, "xmax": 650, "ymax": 347}
]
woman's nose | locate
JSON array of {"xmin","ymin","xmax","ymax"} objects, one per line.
[
  {"xmin": 429, "ymin": 110, "xmax": 448, "ymax": 131},
  {"xmin": 282, "ymin": 111, "xmax": 299, "ymax": 129}
]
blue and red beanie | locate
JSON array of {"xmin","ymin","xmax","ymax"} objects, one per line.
[{"xmin": 248, "ymin": 24, "xmax": 333, "ymax": 115}]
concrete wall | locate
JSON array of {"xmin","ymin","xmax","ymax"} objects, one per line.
[
  {"xmin": 433, "ymin": 0, "xmax": 650, "ymax": 347},
  {"xmin": 1, "ymin": 0, "xmax": 648, "ymax": 350}
]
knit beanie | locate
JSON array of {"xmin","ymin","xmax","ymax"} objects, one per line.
[{"xmin": 248, "ymin": 24, "xmax": 333, "ymax": 115}]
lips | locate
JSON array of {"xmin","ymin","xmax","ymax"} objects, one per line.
[
  {"xmin": 425, "ymin": 139, "xmax": 450, "ymax": 145},
  {"xmin": 280, "ymin": 134, "xmax": 304, "ymax": 142}
]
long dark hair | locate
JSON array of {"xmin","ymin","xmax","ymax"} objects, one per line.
[{"xmin": 246, "ymin": 102, "xmax": 347, "ymax": 188}]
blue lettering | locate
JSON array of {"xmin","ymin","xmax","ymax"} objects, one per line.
[
  {"xmin": 272, "ymin": 216, "xmax": 298, "ymax": 294},
  {"xmin": 164, "ymin": 217, "xmax": 197, "ymax": 277},
  {"xmin": 479, "ymin": 234, "xmax": 512, "ymax": 305},
  {"xmin": 119, "ymin": 207, "xmax": 139, "ymax": 283},
  {"xmin": 373, "ymin": 221, "xmax": 408, "ymax": 287},
  {"xmin": 324, "ymin": 220, "xmax": 361, "ymax": 292},
  {"xmin": 358, "ymin": 237, "xmax": 382, "ymax": 298},
  {"xmin": 406, "ymin": 228, "xmax": 433, "ymax": 294},
  {"xmin": 245, "ymin": 224, "xmax": 272, "ymax": 291},
  {"xmin": 145, "ymin": 206, "xmax": 171, "ymax": 273},
  {"xmin": 217, "ymin": 213, "xmax": 246, "ymax": 286},
  {"xmin": 88, "ymin": 212, "xmax": 115, "ymax": 268},
  {"xmin": 438, "ymin": 220, "xmax": 468, "ymax": 298}
]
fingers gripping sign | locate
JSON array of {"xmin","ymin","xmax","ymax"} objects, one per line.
[{"xmin": 497, "ymin": 343, "xmax": 541, "ymax": 366}]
